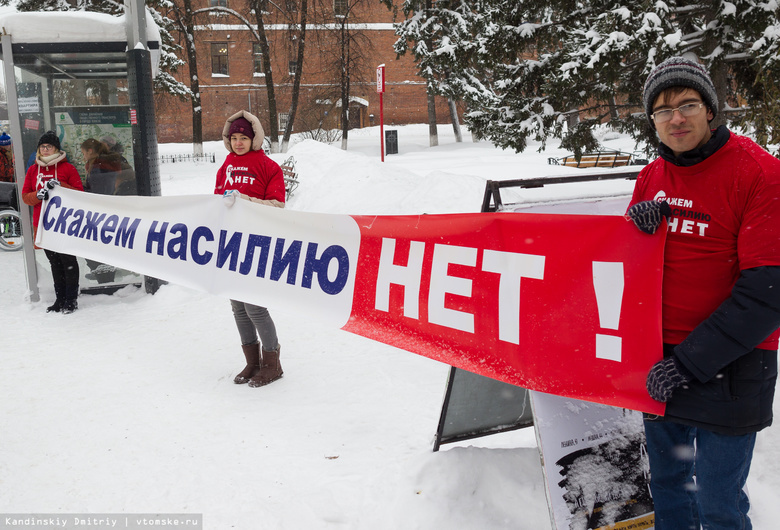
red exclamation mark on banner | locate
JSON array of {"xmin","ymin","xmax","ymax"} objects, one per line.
[{"xmin": 592, "ymin": 261, "xmax": 624, "ymax": 362}]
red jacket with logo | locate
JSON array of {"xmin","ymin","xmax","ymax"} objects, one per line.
[
  {"xmin": 631, "ymin": 132, "xmax": 780, "ymax": 349},
  {"xmin": 21, "ymin": 154, "xmax": 84, "ymax": 228},
  {"xmin": 213, "ymin": 149, "xmax": 285, "ymax": 204}
]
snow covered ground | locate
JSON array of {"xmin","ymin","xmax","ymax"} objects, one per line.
[{"xmin": 2, "ymin": 124, "xmax": 779, "ymax": 529}]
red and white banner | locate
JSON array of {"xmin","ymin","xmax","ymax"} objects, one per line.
[{"xmin": 37, "ymin": 188, "xmax": 666, "ymax": 414}]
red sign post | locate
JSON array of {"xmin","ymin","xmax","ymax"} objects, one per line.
[{"xmin": 376, "ymin": 64, "xmax": 385, "ymax": 162}]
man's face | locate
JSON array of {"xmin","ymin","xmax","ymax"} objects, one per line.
[{"xmin": 652, "ymin": 88, "xmax": 714, "ymax": 156}]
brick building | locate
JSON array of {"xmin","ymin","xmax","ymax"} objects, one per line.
[{"xmin": 154, "ymin": 0, "xmax": 454, "ymax": 144}]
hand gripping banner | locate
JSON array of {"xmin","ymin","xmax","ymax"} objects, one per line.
[{"xmin": 37, "ymin": 188, "xmax": 667, "ymax": 414}]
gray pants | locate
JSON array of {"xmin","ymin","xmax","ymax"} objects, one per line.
[{"xmin": 230, "ymin": 300, "xmax": 279, "ymax": 351}]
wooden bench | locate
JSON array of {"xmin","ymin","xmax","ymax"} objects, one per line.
[
  {"xmin": 280, "ymin": 156, "xmax": 299, "ymax": 199},
  {"xmin": 550, "ymin": 151, "xmax": 635, "ymax": 169}
]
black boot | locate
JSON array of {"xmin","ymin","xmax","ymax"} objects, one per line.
[
  {"xmin": 61, "ymin": 299, "xmax": 78, "ymax": 314},
  {"xmin": 46, "ymin": 300, "xmax": 63, "ymax": 313}
]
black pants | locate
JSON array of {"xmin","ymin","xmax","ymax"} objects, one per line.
[{"xmin": 45, "ymin": 249, "xmax": 79, "ymax": 302}]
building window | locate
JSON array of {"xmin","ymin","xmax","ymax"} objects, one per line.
[
  {"xmin": 288, "ymin": 61, "xmax": 297, "ymax": 76},
  {"xmin": 253, "ymin": 43, "xmax": 263, "ymax": 74},
  {"xmin": 334, "ymin": 0, "xmax": 348, "ymax": 17},
  {"xmin": 210, "ymin": 0, "xmax": 227, "ymax": 6},
  {"xmin": 211, "ymin": 42, "xmax": 229, "ymax": 76},
  {"xmin": 278, "ymin": 112, "xmax": 290, "ymax": 132}
]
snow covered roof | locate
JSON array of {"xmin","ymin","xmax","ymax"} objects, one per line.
[
  {"xmin": 0, "ymin": 11, "xmax": 161, "ymax": 79},
  {"xmin": 0, "ymin": 10, "xmax": 160, "ymax": 46},
  {"xmin": 335, "ymin": 96, "xmax": 370, "ymax": 107}
]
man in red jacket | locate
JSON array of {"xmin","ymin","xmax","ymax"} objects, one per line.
[{"xmin": 626, "ymin": 57, "xmax": 780, "ymax": 530}]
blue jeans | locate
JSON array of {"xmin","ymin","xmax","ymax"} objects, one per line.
[{"xmin": 644, "ymin": 418, "xmax": 756, "ymax": 530}]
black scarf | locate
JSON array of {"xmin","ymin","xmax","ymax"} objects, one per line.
[{"xmin": 658, "ymin": 125, "xmax": 730, "ymax": 167}]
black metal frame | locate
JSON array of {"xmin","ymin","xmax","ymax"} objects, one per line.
[
  {"xmin": 432, "ymin": 366, "xmax": 534, "ymax": 451},
  {"xmin": 480, "ymin": 170, "xmax": 641, "ymax": 212},
  {"xmin": 0, "ymin": 41, "xmax": 160, "ymax": 80}
]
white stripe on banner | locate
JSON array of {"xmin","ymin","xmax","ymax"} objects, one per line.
[{"xmin": 36, "ymin": 188, "xmax": 359, "ymax": 328}]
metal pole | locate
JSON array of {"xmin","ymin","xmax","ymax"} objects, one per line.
[
  {"xmin": 2, "ymin": 33, "xmax": 40, "ymax": 302},
  {"xmin": 125, "ymin": 0, "xmax": 162, "ymax": 293},
  {"xmin": 124, "ymin": 0, "xmax": 148, "ymax": 48},
  {"xmin": 380, "ymin": 92, "xmax": 384, "ymax": 162}
]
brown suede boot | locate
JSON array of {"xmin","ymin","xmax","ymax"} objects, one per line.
[
  {"xmin": 249, "ymin": 345, "xmax": 283, "ymax": 387},
  {"xmin": 234, "ymin": 343, "xmax": 261, "ymax": 384}
]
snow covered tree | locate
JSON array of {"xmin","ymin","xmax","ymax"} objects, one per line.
[
  {"xmin": 162, "ymin": 0, "xmax": 203, "ymax": 153},
  {"xmin": 391, "ymin": 0, "xmax": 466, "ymax": 147},
  {"xmin": 278, "ymin": 0, "xmax": 310, "ymax": 153},
  {"xmin": 146, "ymin": 1, "xmax": 191, "ymax": 104},
  {"xmin": 393, "ymin": 0, "xmax": 780, "ymax": 156}
]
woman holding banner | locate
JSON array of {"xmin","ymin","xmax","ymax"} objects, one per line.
[
  {"xmin": 21, "ymin": 130, "xmax": 84, "ymax": 314},
  {"xmin": 215, "ymin": 110, "xmax": 287, "ymax": 388}
]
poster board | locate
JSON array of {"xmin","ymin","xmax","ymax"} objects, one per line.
[
  {"xmin": 530, "ymin": 391, "xmax": 654, "ymax": 530},
  {"xmin": 54, "ymin": 106, "xmax": 134, "ymax": 182}
]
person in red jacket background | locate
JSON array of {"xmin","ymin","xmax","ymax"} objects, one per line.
[
  {"xmin": 215, "ymin": 110, "xmax": 286, "ymax": 387},
  {"xmin": 21, "ymin": 130, "xmax": 84, "ymax": 314}
]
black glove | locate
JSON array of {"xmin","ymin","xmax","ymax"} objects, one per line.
[
  {"xmin": 46, "ymin": 179, "xmax": 60, "ymax": 190},
  {"xmin": 646, "ymin": 356, "xmax": 693, "ymax": 402},
  {"xmin": 626, "ymin": 200, "xmax": 671, "ymax": 234}
]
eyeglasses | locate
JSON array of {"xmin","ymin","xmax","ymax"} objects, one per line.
[
  {"xmin": 39, "ymin": 144, "xmax": 56, "ymax": 151},
  {"xmin": 651, "ymin": 102, "xmax": 705, "ymax": 124}
]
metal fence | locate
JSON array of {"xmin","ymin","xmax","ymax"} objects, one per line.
[{"xmin": 159, "ymin": 153, "xmax": 216, "ymax": 164}]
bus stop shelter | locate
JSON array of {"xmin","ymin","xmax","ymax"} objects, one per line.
[{"xmin": 0, "ymin": 4, "xmax": 162, "ymax": 301}]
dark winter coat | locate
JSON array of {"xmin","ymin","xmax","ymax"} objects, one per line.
[
  {"xmin": 85, "ymin": 153, "xmax": 122, "ymax": 195},
  {"xmin": 652, "ymin": 340, "xmax": 778, "ymax": 435}
]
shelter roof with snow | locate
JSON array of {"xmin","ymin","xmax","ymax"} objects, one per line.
[{"xmin": 0, "ymin": 11, "xmax": 161, "ymax": 79}]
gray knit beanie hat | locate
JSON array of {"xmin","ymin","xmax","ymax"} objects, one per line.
[{"xmin": 643, "ymin": 56, "xmax": 718, "ymax": 128}]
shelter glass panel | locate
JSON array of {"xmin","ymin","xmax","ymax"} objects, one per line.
[{"xmin": 3, "ymin": 43, "xmax": 144, "ymax": 295}]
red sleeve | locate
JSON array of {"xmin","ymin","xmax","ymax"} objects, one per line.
[
  {"xmin": 733, "ymin": 150, "xmax": 780, "ymax": 270},
  {"xmin": 214, "ymin": 161, "xmax": 227, "ymax": 195},
  {"xmin": 21, "ymin": 164, "xmax": 39, "ymax": 205},
  {"xmin": 261, "ymin": 157, "xmax": 286, "ymax": 204},
  {"xmin": 627, "ymin": 163, "xmax": 656, "ymax": 211},
  {"xmin": 60, "ymin": 163, "xmax": 84, "ymax": 191},
  {"xmin": 21, "ymin": 164, "xmax": 37, "ymax": 195}
]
